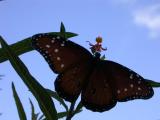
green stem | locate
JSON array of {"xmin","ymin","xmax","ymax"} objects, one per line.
[{"xmin": 66, "ymin": 101, "xmax": 76, "ymax": 120}]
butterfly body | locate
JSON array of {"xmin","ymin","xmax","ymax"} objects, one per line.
[{"xmin": 32, "ymin": 33, "xmax": 154, "ymax": 112}]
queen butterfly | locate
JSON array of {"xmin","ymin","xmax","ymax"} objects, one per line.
[{"xmin": 31, "ymin": 33, "xmax": 154, "ymax": 112}]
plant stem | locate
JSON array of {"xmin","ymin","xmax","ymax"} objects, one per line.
[{"xmin": 66, "ymin": 101, "xmax": 76, "ymax": 120}]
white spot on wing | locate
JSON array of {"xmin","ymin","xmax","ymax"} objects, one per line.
[
  {"xmin": 61, "ymin": 43, "xmax": 65, "ymax": 46},
  {"xmin": 138, "ymin": 87, "xmax": 141, "ymax": 90},
  {"xmin": 46, "ymin": 45, "xmax": 50, "ymax": 48},
  {"xmin": 54, "ymin": 49, "xmax": 59, "ymax": 53},
  {"xmin": 130, "ymin": 84, "xmax": 134, "ymax": 88},
  {"xmin": 57, "ymin": 57, "xmax": 61, "ymax": 61},
  {"xmin": 61, "ymin": 64, "xmax": 64, "ymax": 68},
  {"xmin": 117, "ymin": 90, "xmax": 120, "ymax": 94},
  {"xmin": 51, "ymin": 40, "xmax": 55, "ymax": 43},
  {"xmin": 130, "ymin": 74, "xmax": 133, "ymax": 79},
  {"xmin": 124, "ymin": 88, "xmax": 128, "ymax": 92},
  {"xmin": 138, "ymin": 81, "xmax": 141, "ymax": 84}
]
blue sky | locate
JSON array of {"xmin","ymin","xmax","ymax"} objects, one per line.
[{"xmin": 0, "ymin": 0, "xmax": 160, "ymax": 120}]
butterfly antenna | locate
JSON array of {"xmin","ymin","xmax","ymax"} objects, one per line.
[{"xmin": 60, "ymin": 22, "xmax": 67, "ymax": 40}]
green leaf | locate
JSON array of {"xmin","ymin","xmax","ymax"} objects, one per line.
[
  {"xmin": 0, "ymin": 36, "xmax": 58, "ymax": 120},
  {"xmin": 60, "ymin": 22, "xmax": 66, "ymax": 40},
  {"xmin": 12, "ymin": 82, "xmax": 27, "ymax": 120},
  {"xmin": 0, "ymin": 37, "xmax": 33, "ymax": 63},
  {"xmin": 60, "ymin": 22, "xmax": 66, "ymax": 34},
  {"xmin": 47, "ymin": 32, "xmax": 78, "ymax": 39},
  {"xmin": 57, "ymin": 111, "xmax": 68, "ymax": 119},
  {"xmin": 73, "ymin": 101, "xmax": 83, "ymax": 115},
  {"xmin": 46, "ymin": 89, "xmax": 68, "ymax": 111},
  {"xmin": 29, "ymin": 99, "xmax": 39, "ymax": 120},
  {"xmin": 146, "ymin": 79, "xmax": 160, "ymax": 87}
]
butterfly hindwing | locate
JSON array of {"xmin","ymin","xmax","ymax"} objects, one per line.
[
  {"xmin": 55, "ymin": 60, "xmax": 93, "ymax": 102},
  {"xmin": 32, "ymin": 34, "xmax": 93, "ymax": 74},
  {"xmin": 81, "ymin": 60, "xmax": 117, "ymax": 112},
  {"xmin": 105, "ymin": 61, "xmax": 154, "ymax": 102}
]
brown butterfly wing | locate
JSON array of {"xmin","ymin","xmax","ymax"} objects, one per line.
[
  {"xmin": 32, "ymin": 33, "xmax": 93, "ymax": 102},
  {"xmin": 81, "ymin": 60, "xmax": 117, "ymax": 112},
  {"xmin": 55, "ymin": 60, "xmax": 93, "ymax": 102},
  {"xmin": 105, "ymin": 60, "xmax": 154, "ymax": 102},
  {"xmin": 32, "ymin": 34, "xmax": 93, "ymax": 74}
]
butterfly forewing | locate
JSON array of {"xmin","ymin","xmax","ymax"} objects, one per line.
[
  {"xmin": 32, "ymin": 33, "xmax": 94, "ymax": 101},
  {"xmin": 81, "ymin": 60, "xmax": 117, "ymax": 112},
  {"xmin": 32, "ymin": 34, "xmax": 93, "ymax": 73},
  {"xmin": 105, "ymin": 61, "xmax": 154, "ymax": 102}
]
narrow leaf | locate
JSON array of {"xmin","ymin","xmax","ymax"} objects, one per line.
[
  {"xmin": 72, "ymin": 101, "xmax": 83, "ymax": 116},
  {"xmin": 12, "ymin": 82, "xmax": 27, "ymax": 120},
  {"xmin": 48, "ymin": 32, "xmax": 78, "ymax": 39},
  {"xmin": 0, "ymin": 36, "xmax": 58, "ymax": 120},
  {"xmin": 46, "ymin": 89, "xmax": 68, "ymax": 111},
  {"xmin": 60, "ymin": 22, "xmax": 66, "ymax": 34},
  {"xmin": 146, "ymin": 79, "xmax": 160, "ymax": 87},
  {"xmin": 0, "ymin": 37, "xmax": 33, "ymax": 63},
  {"xmin": 60, "ymin": 22, "xmax": 66, "ymax": 39},
  {"xmin": 29, "ymin": 99, "xmax": 39, "ymax": 120},
  {"xmin": 57, "ymin": 111, "xmax": 68, "ymax": 119}
]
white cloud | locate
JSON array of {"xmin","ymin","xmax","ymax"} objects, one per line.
[{"xmin": 133, "ymin": 4, "xmax": 160, "ymax": 38}]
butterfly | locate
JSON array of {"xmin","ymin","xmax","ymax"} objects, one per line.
[{"xmin": 32, "ymin": 33, "xmax": 154, "ymax": 112}]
